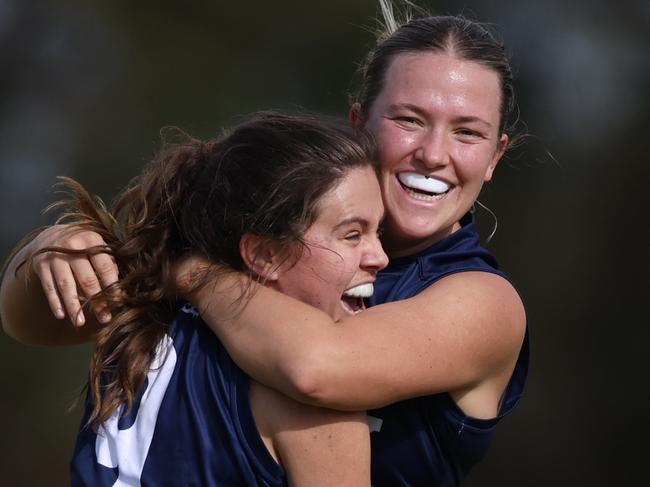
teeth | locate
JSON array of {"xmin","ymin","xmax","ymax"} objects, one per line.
[
  {"xmin": 398, "ymin": 172, "xmax": 449, "ymax": 194},
  {"xmin": 344, "ymin": 283, "xmax": 374, "ymax": 298},
  {"xmin": 403, "ymin": 186, "xmax": 445, "ymax": 201}
]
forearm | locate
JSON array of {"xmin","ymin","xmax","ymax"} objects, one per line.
[
  {"xmin": 195, "ymin": 273, "xmax": 434, "ymax": 410},
  {"xmin": 193, "ymin": 272, "xmax": 347, "ymax": 407},
  {"xmin": 194, "ymin": 271, "xmax": 526, "ymax": 412},
  {"xmin": 0, "ymin": 232, "xmax": 96, "ymax": 346}
]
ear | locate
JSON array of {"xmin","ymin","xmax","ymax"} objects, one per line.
[
  {"xmin": 484, "ymin": 133, "xmax": 509, "ymax": 182},
  {"xmin": 239, "ymin": 233, "xmax": 282, "ymax": 282},
  {"xmin": 349, "ymin": 103, "xmax": 364, "ymax": 128}
]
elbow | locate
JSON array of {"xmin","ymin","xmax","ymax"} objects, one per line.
[
  {"xmin": 0, "ymin": 318, "xmax": 12, "ymax": 340},
  {"xmin": 1, "ymin": 307, "xmax": 34, "ymax": 345},
  {"xmin": 283, "ymin": 353, "xmax": 355, "ymax": 410},
  {"xmin": 0, "ymin": 312, "xmax": 32, "ymax": 345},
  {"xmin": 0, "ymin": 297, "xmax": 19, "ymax": 342},
  {"xmin": 284, "ymin": 357, "xmax": 329, "ymax": 406},
  {"xmin": 0, "ymin": 290, "xmax": 37, "ymax": 345},
  {"xmin": 0, "ymin": 272, "xmax": 33, "ymax": 344}
]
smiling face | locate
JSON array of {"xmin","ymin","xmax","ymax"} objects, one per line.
[
  {"xmin": 360, "ymin": 52, "xmax": 508, "ymax": 257},
  {"xmin": 273, "ymin": 166, "xmax": 388, "ymax": 320}
]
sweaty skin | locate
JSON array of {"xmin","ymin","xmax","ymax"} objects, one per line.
[
  {"xmin": 0, "ymin": 53, "xmax": 524, "ymax": 424},
  {"xmin": 184, "ymin": 53, "xmax": 524, "ymax": 420}
]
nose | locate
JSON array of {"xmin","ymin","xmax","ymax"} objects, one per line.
[
  {"xmin": 415, "ymin": 128, "xmax": 449, "ymax": 169},
  {"xmin": 362, "ymin": 234, "xmax": 389, "ymax": 272}
]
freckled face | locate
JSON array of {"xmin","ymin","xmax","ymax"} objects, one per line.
[
  {"xmin": 363, "ymin": 52, "xmax": 508, "ymax": 257},
  {"xmin": 274, "ymin": 167, "xmax": 388, "ymax": 320}
]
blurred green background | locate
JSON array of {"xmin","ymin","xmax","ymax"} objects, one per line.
[{"xmin": 1, "ymin": 0, "xmax": 648, "ymax": 485}]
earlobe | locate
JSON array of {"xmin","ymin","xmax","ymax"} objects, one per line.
[
  {"xmin": 239, "ymin": 234, "xmax": 281, "ymax": 282},
  {"xmin": 484, "ymin": 133, "xmax": 509, "ymax": 182}
]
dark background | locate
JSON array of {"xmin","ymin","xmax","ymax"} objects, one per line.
[{"xmin": 1, "ymin": 0, "xmax": 648, "ymax": 485}]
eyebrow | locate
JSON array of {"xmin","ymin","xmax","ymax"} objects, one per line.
[
  {"xmin": 333, "ymin": 217, "xmax": 370, "ymax": 231},
  {"xmin": 387, "ymin": 103, "xmax": 428, "ymax": 119},
  {"xmin": 333, "ymin": 214, "xmax": 386, "ymax": 231},
  {"xmin": 388, "ymin": 103, "xmax": 493, "ymax": 129},
  {"xmin": 453, "ymin": 115, "xmax": 493, "ymax": 129}
]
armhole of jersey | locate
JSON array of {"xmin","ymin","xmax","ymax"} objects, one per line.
[
  {"xmin": 433, "ymin": 268, "xmax": 529, "ymax": 428},
  {"xmin": 231, "ymin": 371, "xmax": 287, "ymax": 484}
]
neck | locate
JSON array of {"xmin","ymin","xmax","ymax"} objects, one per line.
[{"xmin": 383, "ymin": 221, "xmax": 462, "ymax": 258}]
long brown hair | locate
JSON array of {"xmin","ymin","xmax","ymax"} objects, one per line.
[{"xmin": 47, "ymin": 112, "xmax": 376, "ymax": 427}]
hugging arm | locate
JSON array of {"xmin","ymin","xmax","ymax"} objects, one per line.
[
  {"xmin": 191, "ymin": 267, "xmax": 526, "ymax": 416},
  {"xmin": 3, "ymin": 225, "xmax": 526, "ymax": 417},
  {"xmin": 0, "ymin": 225, "xmax": 117, "ymax": 345}
]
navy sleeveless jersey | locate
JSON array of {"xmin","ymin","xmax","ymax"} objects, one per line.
[
  {"xmin": 367, "ymin": 213, "xmax": 529, "ymax": 487},
  {"xmin": 70, "ymin": 305, "xmax": 287, "ymax": 487}
]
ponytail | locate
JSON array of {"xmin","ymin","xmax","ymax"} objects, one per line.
[{"xmin": 48, "ymin": 131, "xmax": 212, "ymax": 428}]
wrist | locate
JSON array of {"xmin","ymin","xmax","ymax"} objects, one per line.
[{"xmin": 192, "ymin": 269, "xmax": 252, "ymax": 310}]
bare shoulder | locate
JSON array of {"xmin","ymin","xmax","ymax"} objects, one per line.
[
  {"xmin": 368, "ymin": 270, "xmax": 525, "ymax": 389},
  {"xmin": 407, "ymin": 270, "xmax": 525, "ymax": 351},
  {"xmin": 436, "ymin": 272, "xmax": 527, "ymax": 395}
]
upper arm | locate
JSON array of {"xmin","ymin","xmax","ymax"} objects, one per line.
[
  {"xmin": 250, "ymin": 383, "xmax": 370, "ymax": 487},
  {"xmin": 290, "ymin": 272, "xmax": 526, "ymax": 410}
]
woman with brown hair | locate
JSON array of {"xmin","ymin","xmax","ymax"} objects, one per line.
[{"xmin": 3, "ymin": 113, "xmax": 387, "ymax": 486}]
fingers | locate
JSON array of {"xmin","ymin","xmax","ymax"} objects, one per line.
[
  {"xmin": 89, "ymin": 253, "xmax": 119, "ymax": 324},
  {"xmin": 35, "ymin": 262, "xmax": 66, "ymax": 320},
  {"xmin": 31, "ymin": 225, "xmax": 118, "ymax": 326},
  {"xmin": 90, "ymin": 252, "xmax": 119, "ymax": 288},
  {"xmin": 70, "ymin": 255, "xmax": 108, "ymax": 324},
  {"xmin": 36, "ymin": 255, "xmax": 85, "ymax": 326},
  {"xmin": 71, "ymin": 232, "xmax": 117, "ymax": 324},
  {"xmin": 57, "ymin": 261, "xmax": 86, "ymax": 327}
]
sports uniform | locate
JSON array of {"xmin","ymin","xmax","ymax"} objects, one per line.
[
  {"xmin": 70, "ymin": 304, "xmax": 287, "ymax": 487},
  {"xmin": 367, "ymin": 213, "xmax": 529, "ymax": 487},
  {"xmin": 70, "ymin": 212, "xmax": 526, "ymax": 487}
]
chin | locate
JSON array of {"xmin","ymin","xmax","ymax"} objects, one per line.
[{"xmin": 388, "ymin": 216, "xmax": 439, "ymax": 242}]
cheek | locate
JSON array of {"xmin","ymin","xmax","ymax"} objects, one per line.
[
  {"xmin": 374, "ymin": 127, "xmax": 416, "ymax": 171},
  {"xmin": 309, "ymin": 246, "xmax": 350, "ymax": 280},
  {"xmin": 341, "ymin": 252, "xmax": 361, "ymax": 279},
  {"xmin": 453, "ymin": 146, "xmax": 495, "ymax": 183},
  {"xmin": 318, "ymin": 249, "xmax": 359, "ymax": 290}
]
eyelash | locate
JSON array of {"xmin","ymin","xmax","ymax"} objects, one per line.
[
  {"xmin": 457, "ymin": 128, "xmax": 483, "ymax": 138},
  {"xmin": 393, "ymin": 116, "xmax": 421, "ymax": 127},
  {"xmin": 391, "ymin": 114, "xmax": 486, "ymax": 139}
]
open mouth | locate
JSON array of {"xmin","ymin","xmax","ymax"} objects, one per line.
[
  {"xmin": 340, "ymin": 283, "xmax": 374, "ymax": 315},
  {"xmin": 397, "ymin": 172, "xmax": 450, "ymax": 201}
]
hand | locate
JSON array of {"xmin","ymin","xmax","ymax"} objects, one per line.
[{"xmin": 30, "ymin": 224, "xmax": 118, "ymax": 326}]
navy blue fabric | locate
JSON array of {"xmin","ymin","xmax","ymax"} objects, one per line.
[
  {"xmin": 70, "ymin": 308, "xmax": 287, "ymax": 487},
  {"xmin": 367, "ymin": 213, "xmax": 529, "ymax": 487}
]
